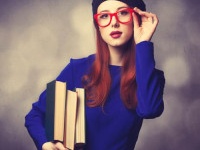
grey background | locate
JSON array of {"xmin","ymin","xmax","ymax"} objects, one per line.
[{"xmin": 0, "ymin": 0, "xmax": 200, "ymax": 150}]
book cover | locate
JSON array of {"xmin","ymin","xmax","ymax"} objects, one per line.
[
  {"xmin": 45, "ymin": 80, "xmax": 66, "ymax": 142},
  {"xmin": 64, "ymin": 90, "xmax": 78, "ymax": 150}
]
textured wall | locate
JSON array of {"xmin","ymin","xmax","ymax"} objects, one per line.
[{"xmin": 0, "ymin": 0, "xmax": 199, "ymax": 149}]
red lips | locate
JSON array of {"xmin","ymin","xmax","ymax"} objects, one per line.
[{"xmin": 110, "ymin": 31, "xmax": 122, "ymax": 38}]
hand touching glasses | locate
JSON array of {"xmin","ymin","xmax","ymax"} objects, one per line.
[{"xmin": 132, "ymin": 7, "xmax": 159, "ymax": 44}]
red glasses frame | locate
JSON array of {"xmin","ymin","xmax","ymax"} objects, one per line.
[{"xmin": 94, "ymin": 8, "xmax": 134, "ymax": 27}]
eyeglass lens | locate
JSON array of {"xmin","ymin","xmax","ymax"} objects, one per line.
[{"xmin": 96, "ymin": 8, "xmax": 132, "ymax": 27}]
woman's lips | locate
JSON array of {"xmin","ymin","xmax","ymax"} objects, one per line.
[{"xmin": 110, "ymin": 31, "xmax": 122, "ymax": 38}]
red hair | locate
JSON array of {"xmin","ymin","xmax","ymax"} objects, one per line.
[{"xmin": 82, "ymin": 23, "xmax": 137, "ymax": 109}]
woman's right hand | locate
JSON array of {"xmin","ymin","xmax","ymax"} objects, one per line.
[
  {"xmin": 132, "ymin": 7, "xmax": 159, "ymax": 44},
  {"xmin": 42, "ymin": 142, "xmax": 67, "ymax": 150}
]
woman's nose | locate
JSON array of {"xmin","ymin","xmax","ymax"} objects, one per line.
[{"xmin": 110, "ymin": 15, "xmax": 120, "ymax": 28}]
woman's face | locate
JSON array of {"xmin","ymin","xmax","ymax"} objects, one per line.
[{"xmin": 97, "ymin": 0, "xmax": 133, "ymax": 48}]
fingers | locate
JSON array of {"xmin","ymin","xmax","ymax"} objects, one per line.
[
  {"xmin": 42, "ymin": 142, "xmax": 57, "ymax": 150},
  {"xmin": 55, "ymin": 142, "xmax": 67, "ymax": 150},
  {"xmin": 133, "ymin": 7, "xmax": 151, "ymax": 17},
  {"xmin": 133, "ymin": 7, "xmax": 159, "ymax": 24},
  {"xmin": 148, "ymin": 12, "xmax": 159, "ymax": 25},
  {"xmin": 42, "ymin": 141, "xmax": 67, "ymax": 150},
  {"xmin": 132, "ymin": 11, "xmax": 140, "ymax": 29}
]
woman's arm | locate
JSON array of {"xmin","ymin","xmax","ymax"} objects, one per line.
[
  {"xmin": 25, "ymin": 91, "xmax": 48, "ymax": 150},
  {"xmin": 135, "ymin": 41, "xmax": 165, "ymax": 119},
  {"xmin": 24, "ymin": 62, "xmax": 73, "ymax": 150}
]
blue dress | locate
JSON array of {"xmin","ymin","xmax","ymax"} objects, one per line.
[{"xmin": 25, "ymin": 41, "xmax": 165, "ymax": 150}]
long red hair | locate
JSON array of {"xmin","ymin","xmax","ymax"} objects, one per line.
[{"xmin": 82, "ymin": 23, "xmax": 137, "ymax": 109}]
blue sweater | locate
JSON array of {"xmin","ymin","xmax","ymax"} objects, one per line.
[{"xmin": 25, "ymin": 41, "xmax": 165, "ymax": 150}]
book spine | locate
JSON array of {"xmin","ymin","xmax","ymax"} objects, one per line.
[
  {"xmin": 45, "ymin": 80, "xmax": 56, "ymax": 141},
  {"xmin": 75, "ymin": 88, "xmax": 86, "ymax": 148}
]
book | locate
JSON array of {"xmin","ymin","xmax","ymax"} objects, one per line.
[
  {"xmin": 45, "ymin": 80, "xmax": 86, "ymax": 150},
  {"xmin": 75, "ymin": 88, "xmax": 86, "ymax": 149},
  {"xmin": 45, "ymin": 80, "xmax": 66, "ymax": 142},
  {"xmin": 63, "ymin": 90, "xmax": 78, "ymax": 150}
]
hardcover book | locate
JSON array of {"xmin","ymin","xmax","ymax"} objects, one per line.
[{"xmin": 45, "ymin": 80, "xmax": 86, "ymax": 150}]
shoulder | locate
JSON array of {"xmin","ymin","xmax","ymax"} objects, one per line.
[
  {"xmin": 70, "ymin": 54, "xmax": 95, "ymax": 67},
  {"xmin": 57, "ymin": 54, "xmax": 95, "ymax": 80},
  {"xmin": 56, "ymin": 54, "xmax": 95, "ymax": 82}
]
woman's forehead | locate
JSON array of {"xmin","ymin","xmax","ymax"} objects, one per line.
[{"xmin": 97, "ymin": 0, "xmax": 129, "ymax": 13}]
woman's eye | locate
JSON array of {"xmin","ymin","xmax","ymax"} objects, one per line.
[
  {"xmin": 99, "ymin": 14, "xmax": 109, "ymax": 19},
  {"xmin": 119, "ymin": 10, "xmax": 129, "ymax": 16}
]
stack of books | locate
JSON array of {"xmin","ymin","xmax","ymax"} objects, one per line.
[{"xmin": 45, "ymin": 80, "xmax": 85, "ymax": 150}]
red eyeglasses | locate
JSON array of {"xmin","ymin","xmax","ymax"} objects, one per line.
[{"xmin": 94, "ymin": 8, "xmax": 133, "ymax": 27}]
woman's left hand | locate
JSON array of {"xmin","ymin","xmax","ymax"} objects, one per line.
[{"xmin": 132, "ymin": 7, "xmax": 159, "ymax": 44}]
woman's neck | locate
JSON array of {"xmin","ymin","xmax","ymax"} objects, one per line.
[{"xmin": 108, "ymin": 45, "xmax": 126, "ymax": 66}]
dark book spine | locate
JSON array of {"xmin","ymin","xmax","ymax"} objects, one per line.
[{"xmin": 45, "ymin": 80, "xmax": 56, "ymax": 141}]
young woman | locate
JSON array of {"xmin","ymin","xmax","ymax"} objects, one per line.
[{"xmin": 25, "ymin": 0, "xmax": 165, "ymax": 150}]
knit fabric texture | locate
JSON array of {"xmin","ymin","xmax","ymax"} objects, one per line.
[{"xmin": 92, "ymin": 0, "xmax": 146, "ymax": 15}]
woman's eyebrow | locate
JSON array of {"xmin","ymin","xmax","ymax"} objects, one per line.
[{"xmin": 99, "ymin": 6, "xmax": 129, "ymax": 13}]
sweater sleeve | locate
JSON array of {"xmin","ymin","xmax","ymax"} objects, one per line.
[
  {"xmin": 24, "ymin": 61, "xmax": 74, "ymax": 150},
  {"xmin": 135, "ymin": 41, "xmax": 165, "ymax": 119},
  {"xmin": 24, "ymin": 91, "xmax": 47, "ymax": 150}
]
